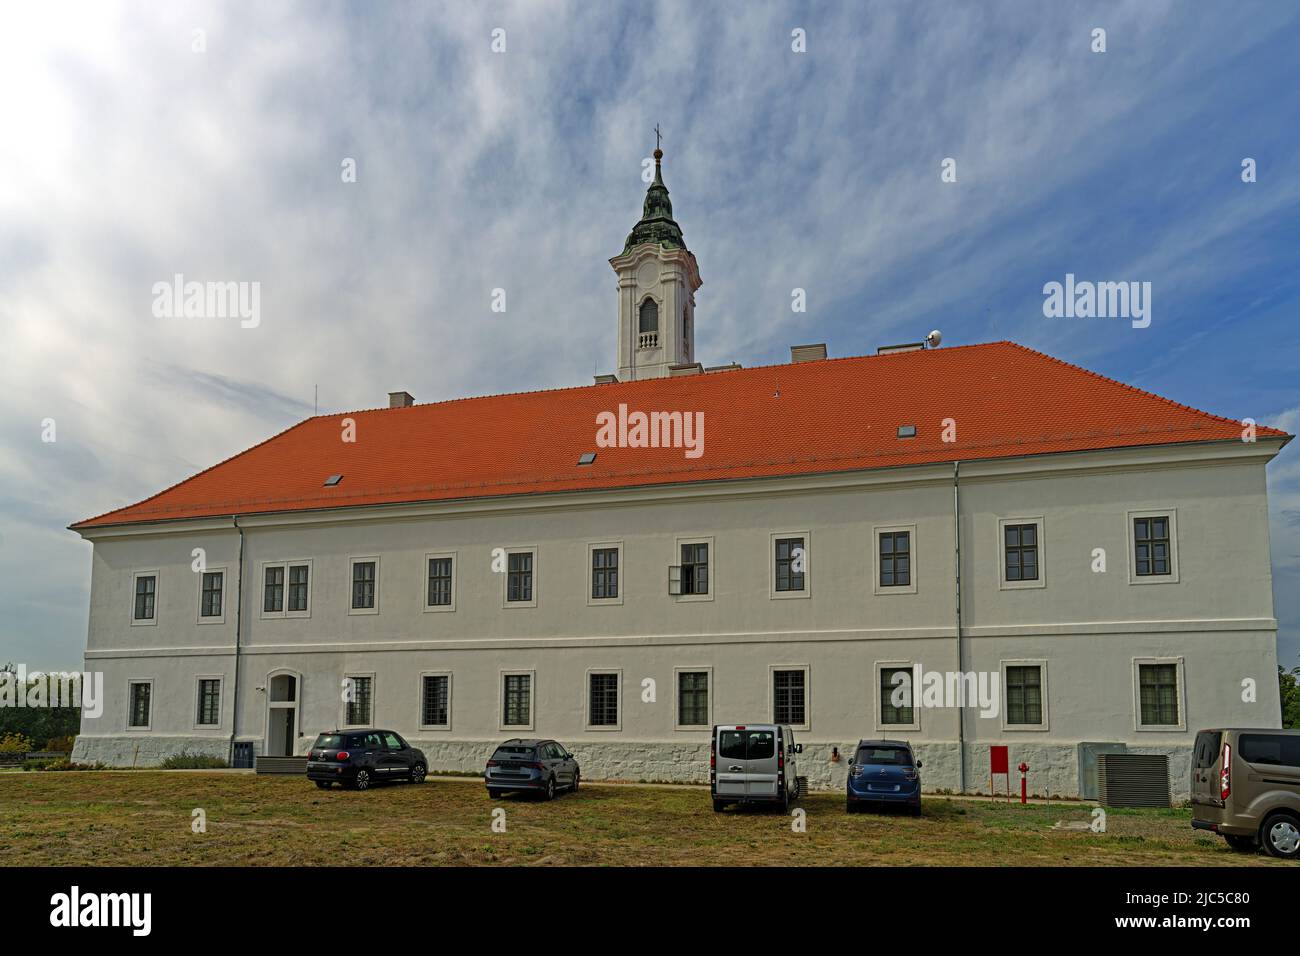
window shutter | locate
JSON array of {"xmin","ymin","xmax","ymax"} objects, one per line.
[{"xmin": 668, "ymin": 565, "xmax": 682, "ymax": 595}]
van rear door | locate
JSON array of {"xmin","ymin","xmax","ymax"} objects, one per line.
[
  {"xmin": 1191, "ymin": 730, "xmax": 1222, "ymax": 808},
  {"xmin": 716, "ymin": 728, "xmax": 748, "ymax": 798},
  {"xmin": 745, "ymin": 728, "xmax": 778, "ymax": 798}
]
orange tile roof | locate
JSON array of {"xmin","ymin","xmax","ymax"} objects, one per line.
[{"xmin": 71, "ymin": 342, "xmax": 1290, "ymax": 530}]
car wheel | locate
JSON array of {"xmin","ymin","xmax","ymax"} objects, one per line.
[
  {"xmin": 544, "ymin": 776, "xmax": 556, "ymax": 801},
  {"xmin": 570, "ymin": 770, "xmax": 580, "ymax": 792},
  {"xmin": 410, "ymin": 763, "xmax": 426, "ymax": 784},
  {"xmin": 713, "ymin": 799, "xmax": 726, "ymax": 813},
  {"xmin": 487, "ymin": 788, "xmax": 501, "ymax": 799},
  {"xmin": 846, "ymin": 799, "xmax": 855, "ymax": 814},
  {"xmin": 314, "ymin": 781, "xmax": 331, "ymax": 790},
  {"xmin": 353, "ymin": 769, "xmax": 371, "ymax": 791},
  {"xmin": 1261, "ymin": 812, "xmax": 1300, "ymax": 859},
  {"xmin": 1223, "ymin": 834, "xmax": 1257, "ymax": 853},
  {"xmin": 910, "ymin": 805, "xmax": 922, "ymax": 817}
]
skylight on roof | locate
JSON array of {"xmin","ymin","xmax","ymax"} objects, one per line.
[
  {"xmin": 324, "ymin": 474, "xmax": 343, "ymax": 486},
  {"xmin": 897, "ymin": 425, "xmax": 917, "ymax": 439},
  {"xmin": 577, "ymin": 452, "xmax": 597, "ymax": 466}
]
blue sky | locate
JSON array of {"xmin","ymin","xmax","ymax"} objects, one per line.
[{"xmin": 1, "ymin": 0, "xmax": 1298, "ymax": 671}]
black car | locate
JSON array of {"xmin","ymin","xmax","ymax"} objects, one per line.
[
  {"xmin": 306, "ymin": 729, "xmax": 427, "ymax": 790},
  {"xmin": 485, "ymin": 739, "xmax": 579, "ymax": 800}
]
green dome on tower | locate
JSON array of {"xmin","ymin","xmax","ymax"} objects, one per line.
[{"xmin": 621, "ymin": 147, "xmax": 688, "ymax": 255}]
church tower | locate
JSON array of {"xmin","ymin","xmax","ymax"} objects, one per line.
[{"xmin": 610, "ymin": 142, "xmax": 702, "ymax": 380}]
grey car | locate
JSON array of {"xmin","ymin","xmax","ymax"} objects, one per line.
[{"xmin": 485, "ymin": 738, "xmax": 580, "ymax": 800}]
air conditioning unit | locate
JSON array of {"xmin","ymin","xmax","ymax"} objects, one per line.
[{"xmin": 1097, "ymin": 753, "xmax": 1170, "ymax": 808}]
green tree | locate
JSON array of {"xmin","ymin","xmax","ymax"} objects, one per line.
[{"xmin": 1281, "ymin": 665, "xmax": 1300, "ymax": 729}]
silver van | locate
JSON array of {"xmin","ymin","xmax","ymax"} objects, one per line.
[
  {"xmin": 1190, "ymin": 727, "xmax": 1300, "ymax": 859},
  {"xmin": 711, "ymin": 723, "xmax": 802, "ymax": 812}
]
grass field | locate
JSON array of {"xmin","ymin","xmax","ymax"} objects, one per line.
[{"xmin": 0, "ymin": 771, "xmax": 1284, "ymax": 866}]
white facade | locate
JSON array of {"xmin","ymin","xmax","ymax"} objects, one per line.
[{"xmin": 72, "ymin": 439, "xmax": 1284, "ymax": 797}]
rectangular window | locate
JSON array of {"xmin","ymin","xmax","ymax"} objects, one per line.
[
  {"xmin": 502, "ymin": 673, "xmax": 531, "ymax": 726},
  {"xmin": 878, "ymin": 531, "xmax": 911, "ymax": 587},
  {"xmin": 588, "ymin": 673, "xmax": 619, "ymax": 727},
  {"xmin": 287, "ymin": 564, "xmax": 309, "ymax": 612},
  {"xmin": 773, "ymin": 669, "xmax": 806, "ymax": 725},
  {"xmin": 421, "ymin": 675, "xmax": 449, "ymax": 727},
  {"xmin": 345, "ymin": 675, "xmax": 373, "ymax": 726},
  {"xmin": 680, "ymin": 542, "xmax": 709, "ymax": 595},
  {"xmin": 879, "ymin": 666, "xmax": 914, "ymax": 725},
  {"xmin": 133, "ymin": 575, "xmax": 156, "ymax": 621},
  {"xmin": 351, "ymin": 560, "xmax": 376, "ymax": 610},
  {"xmin": 1134, "ymin": 516, "xmax": 1171, "ymax": 576},
  {"xmin": 1005, "ymin": 665, "xmax": 1043, "ymax": 726},
  {"xmin": 1138, "ymin": 663, "xmax": 1179, "ymax": 726},
  {"xmin": 263, "ymin": 566, "xmax": 284, "ymax": 613},
  {"xmin": 774, "ymin": 537, "xmax": 805, "ymax": 592},
  {"xmin": 427, "ymin": 557, "xmax": 453, "ymax": 607},
  {"xmin": 196, "ymin": 678, "xmax": 221, "ymax": 726},
  {"xmin": 1004, "ymin": 523, "xmax": 1039, "ymax": 582},
  {"xmin": 506, "ymin": 552, "xmax": 533, "ymax": 602},
  {"xmin": 677, "ymin": 671, "xmax": 709, "ymax": 727},
  {"xmin": 591, "ymin": 547, "xmax": 619, "ymax": 599},
  {"xmin": 128, "ymin": 681, "xmax": 151, "ymax": 728},
  {"xmin": 200, "ymin": 572, "xmax": 223, "ymax": 618}
]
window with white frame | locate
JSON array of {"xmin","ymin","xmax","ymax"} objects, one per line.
[
  {"xmin": 502, "ymin": 672, "xmax": 532, "ymax": 727},
  {"xmin": 345, "ymin": 674, "xmax": 373, "ymax": 726},
  {"xmin": 426, "ymin": 555, "xmax": 454, "ymax": 609},
  {"xmin": 199, "ymin": 571, "xmax": 223, "ymax": 619},
  {"xmin": 587, "ymin": 671, "xmax": 620, "ymax": 728},
  {"xmin": 1004, "ymin": 664, "xmax": 1044, "ymax": 727},
  {"xmin": 263, "ymin": 561, "xmax": 311, "ymax": 616},
  {"xmin": 879, "ymin": 665, "xmax": 915, "ymax": 725},
  {"xmin": 676, "ymin": 670, "xmax": 709, "ymax": 728},
  {"xmin": 1137, "ymin": 661, "xmax": 1181, "ymax": 728},
  {"xmin": 1130, "ymin": 512, "xmax": 1177, "ymax": 581},
  {"xmin": 773, "ymin": 535, "xmax": 806, "ymax": 593},
  {"xmin": 420, "ymin": 674, "xmax": 450, "ymax": 728},
  {"xmin": 128, "ymin": 680, "xmax": 152, "ymax": 729},
  {"xmin": 772, "ymin": 668, "xmax": 806, "ymax": 725},
  {"xmin": 196, "ymin": 678, "xmax": 221, "ymax": 726},
  {"xmin": 998, "ymin": 517, "xmax": 1045, "ymax": 589},
  {"xmin": 505, "ymin": 550, "xmax": 534, "ymax": 604},
  {"xmin": 132, "ymin": 573, "xmax": 157, "ymax": 623},
  {"xmin": 350, "ymin": 558, "xmax": 378, "ymax": 612}
]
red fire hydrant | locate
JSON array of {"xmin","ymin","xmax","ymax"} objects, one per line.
[{"xmin": 1018, "ymin": 761, "xmax": 1029, "ymax": 804}]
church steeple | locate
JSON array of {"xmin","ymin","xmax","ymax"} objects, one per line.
[
  {"xmin": 610, "ymin": 135, "xmax": 702, "ymax": 381},
  {"xmin": 621, "ymin": 146, "xmax": 688, "ymax": 255}
]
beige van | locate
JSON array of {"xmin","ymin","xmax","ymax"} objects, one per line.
[{"xmin": 1190, "ymin": 728, "xmax": 1300, "ymax": 859}]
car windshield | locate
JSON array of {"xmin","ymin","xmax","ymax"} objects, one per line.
[
  {"xmin": 856, "ymin": 746, "xmax": 912, "ymax": 766},
  {"xmin": 314, "ymin": 734, "xmax": 344, "ymax": 749},
  {"xmin": 492, "ymin": 745, "xmax": 535, "ymax": 760}
]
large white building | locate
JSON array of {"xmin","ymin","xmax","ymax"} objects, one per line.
[{"xmin": 71, "ymin": 150, "xmax": 1290, "ymax": 797}]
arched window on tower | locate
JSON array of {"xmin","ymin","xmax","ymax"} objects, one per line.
[{"xmin": 638, "ymin": 297, "xmax": 659, "ymax": 348}]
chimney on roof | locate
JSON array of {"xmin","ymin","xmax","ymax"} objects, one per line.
[
  {"xmin": 388, "ymin": 391, "xmax": 415, "ymax": 408},
  {"xmin": 790, "ymin": 343, "xmax": 828, "ymax": 363}
]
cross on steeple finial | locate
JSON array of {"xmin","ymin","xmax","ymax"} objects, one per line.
[{"xmin": 654, "ymin": 123, "xmax": 663, "ymax": 152}]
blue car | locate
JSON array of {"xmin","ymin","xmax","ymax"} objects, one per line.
[{"xmin": 846, "ymin": 739, "xmax": 922, "ymax": 814}]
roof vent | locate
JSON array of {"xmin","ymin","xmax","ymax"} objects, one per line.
[
  {"xmin": 577, "ymin": 452, "xmax": 597, "ymax": 466},
  {"xmin": 790, "ymin": 343, "xmax": 827, "ymax": 363},
  {"xmin": 324, "ymin": 474, "xmax": 343, "ymax": 486},
  {"xmin": 593, "ymin": 374, "xmax": 619, "ymax": 385},
  {"xmin": 704, "ymin": 363, "xmax": 742, "ymax": 373},
  {"xmin": 388, "ymin": 391, "xmax": 414, "ymax": 408},
  {"xmin": 877, "ymin": 342, "xmax": 926, "ymax": 355},
  {"xmin": 669, "ymin": 363, "xmax": 703, "ymax": 377},
  {"xmin": 896, "ymin": 425, "xmax": 917, "ymax": 439}
]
